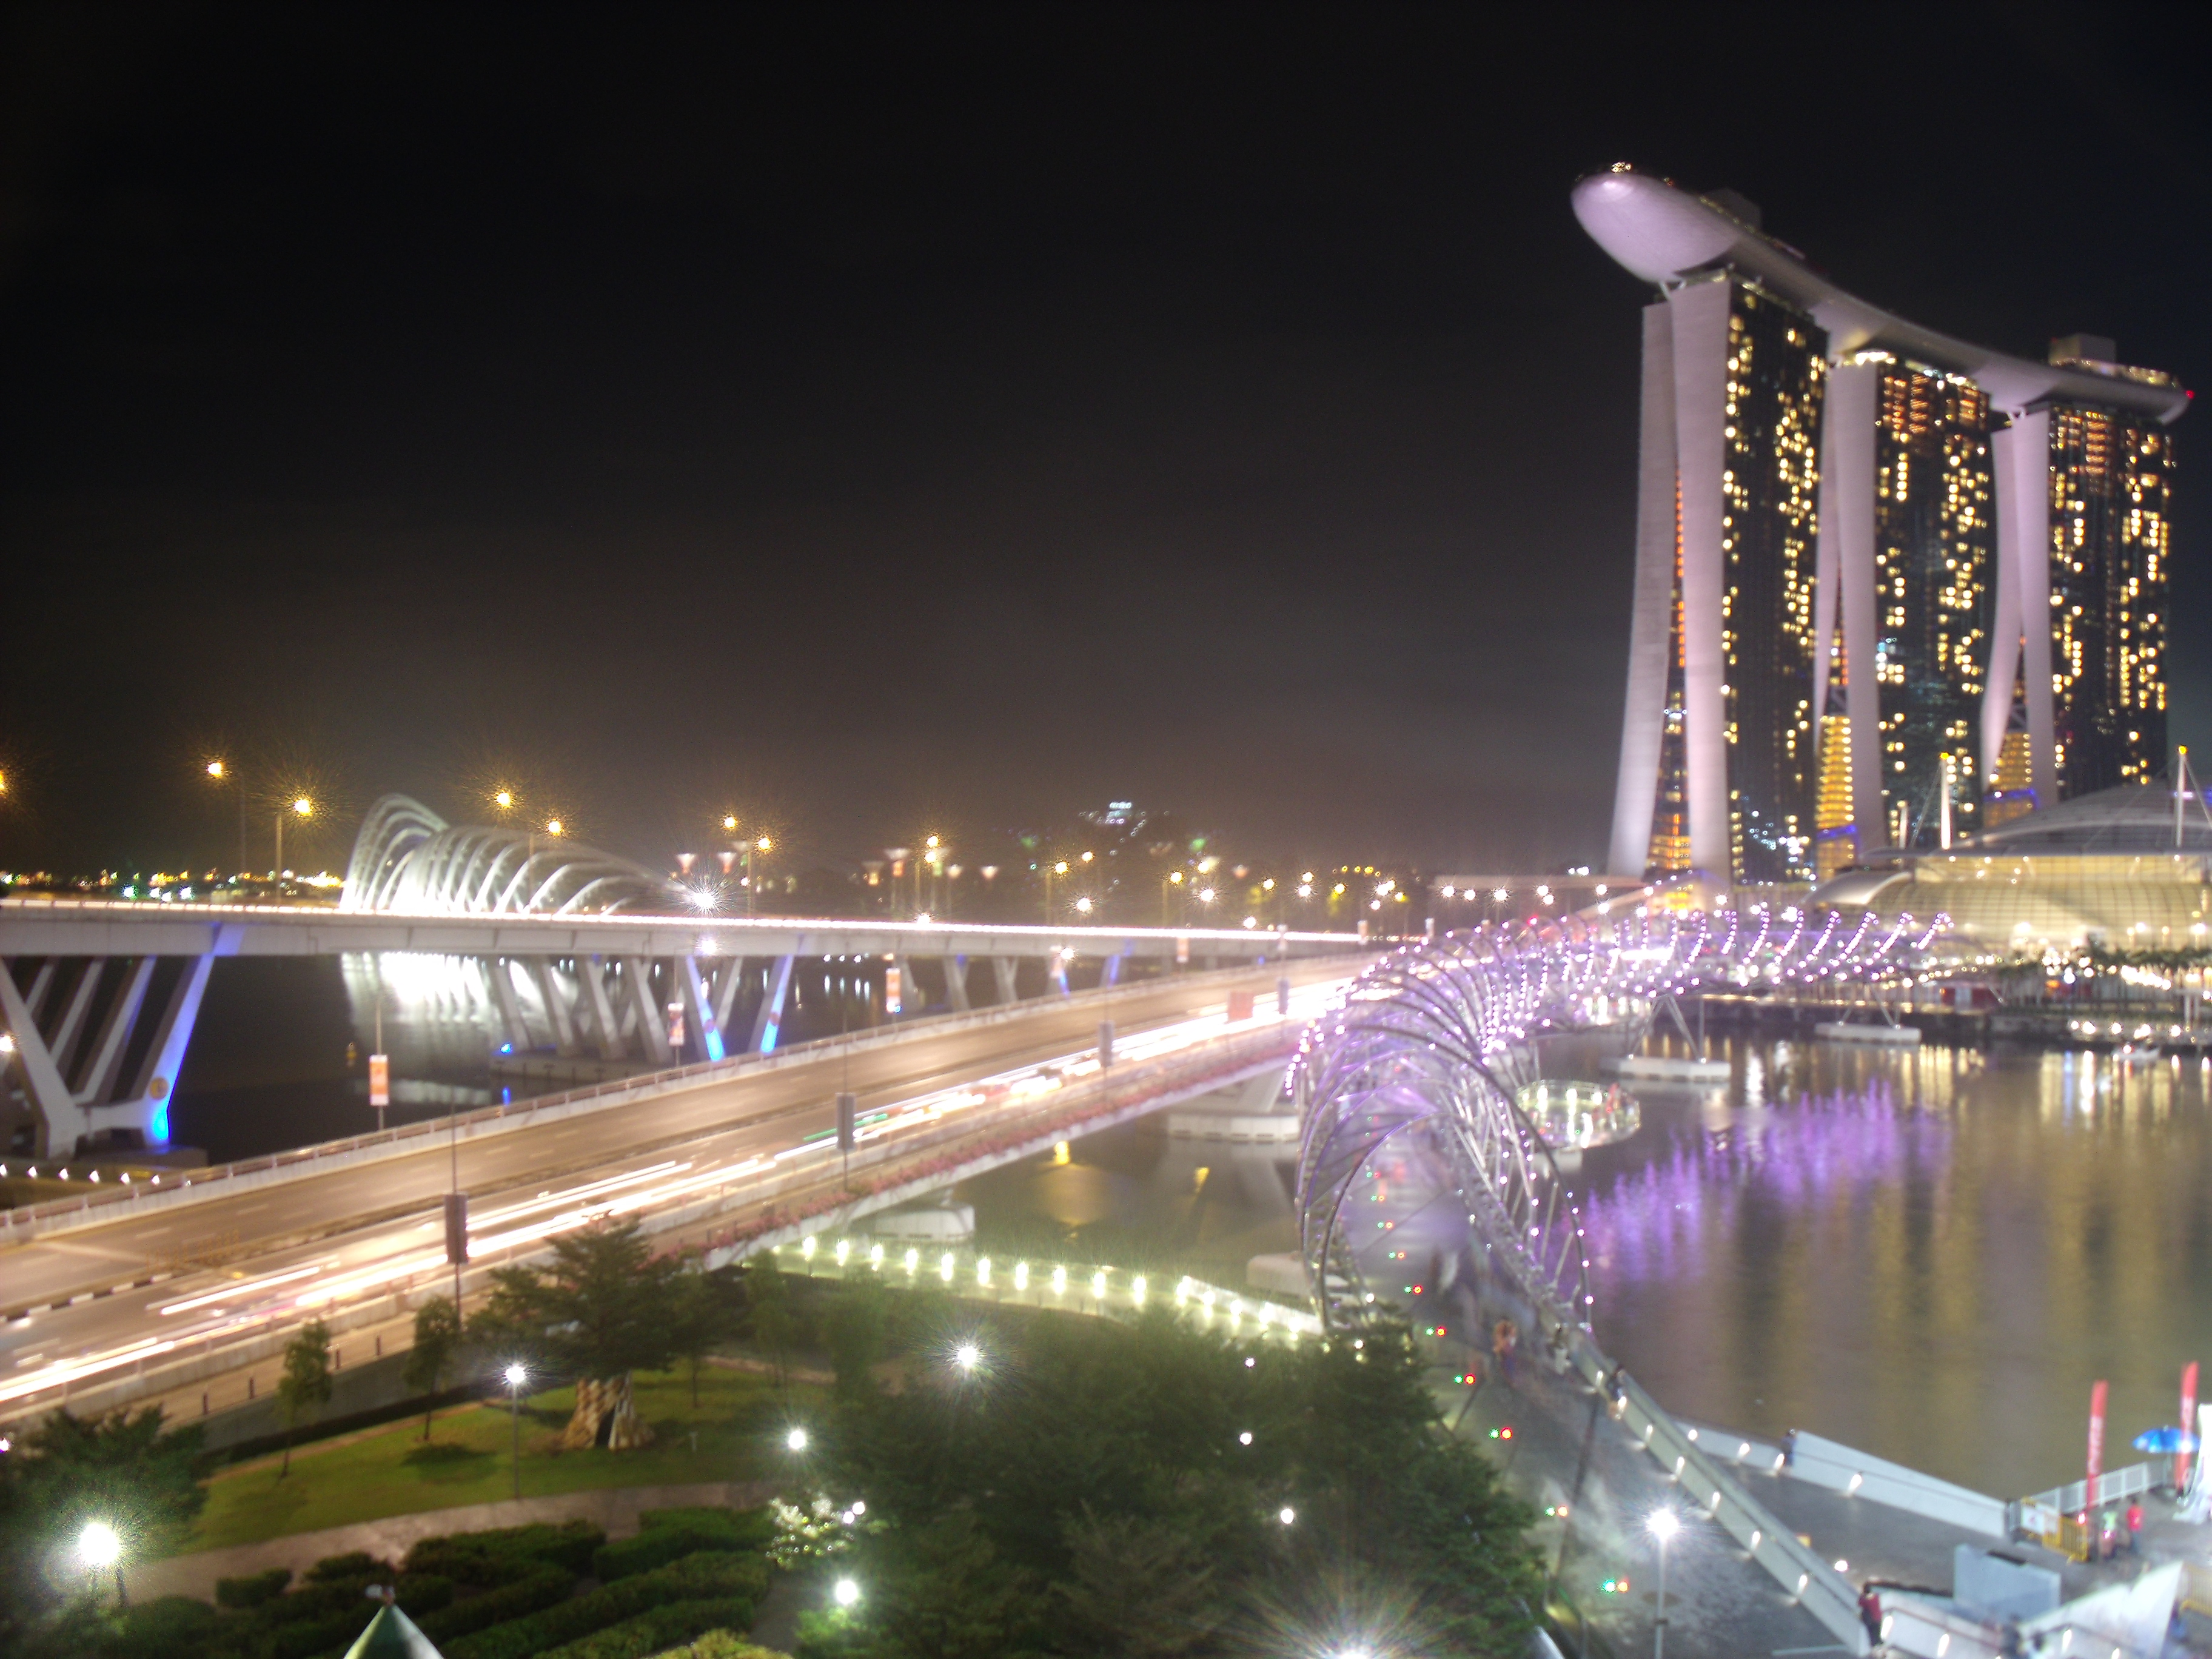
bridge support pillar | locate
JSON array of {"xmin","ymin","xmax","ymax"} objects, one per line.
[
  {"xmin": 531, "ymin": 960, "xmax": 580, "ymax": 1056},
  {"xmin": 580, "ymin": 956, "xmax": 625, "ymax": 1059},
  {"xmin": 711, "ymin": 957, "xmax": 745, "ymax": 1037},
  {"xmin": 943, "ymin": 954, "xmax": 971, "ymax": 1012},
  {"xmin": 50, "ymin": 960, "xmax": 102, "ymax": 1078},
  {"xmin": 750, "ymin": 955, "xmax": 795, "ymax": 1054},
  {"xmin": 892, "ymin": 954, "xmax": 919, "ymax": 1018},
  {"xmin": 0, "ymin": 958, "xmax": 92, "ymax": 1158},
  {"xmin": 78, "ymin": 956, "xmax": 155, "ymax": 1105},
  {"xmin": 1102, "ymin": 952, "xmax": 1122, "ymax": 987},
  {"xmin": 991, "ymin": 957, "xmax": 1019, "ymax": 1005},
  {"xmin": 624, "ymin": 958, "xmax": 673, "ymax": 1066},
  {"xmin": 122, "ymin": 934, "xmax": 235, "ymax": 1144},
  {"xmin": 487, "ymin": 959, "xmax": 532, "ymax": 1055},
  {"xmin": 677, "ymin": 955, "xmax": 725, "ymax": 1063}
]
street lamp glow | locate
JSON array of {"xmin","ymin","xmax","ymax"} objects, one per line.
[
  {"xmin": 206, "ymin": 760, "xmax": 225, "ymax": 779},
  {"xmin": 504, "ymin": 1363, "xmax": 527, "ymax": 1389},
  {"xmin": 1075, "ymin": 896, "xmax": 1093, "ymax": 914},
  {"xmin": 1197, "ymin": 887, "xmax": 1216, "ymax": 903},
  {"xmin": 723, "ymin": 814, "xmax": 738, "ymax": 831},
  {"xmin": 1278, "ymin": 1506, "xmax": 1295, "ymax": 1525},
  {"xmin": 292, "ymin": 797, "xmax": 313, "ymax": 817},
  {"xmin": 78, "ymin": 1520, "xmax": 121, "ymax": 1568},
  {"xmin": 833, "ymin": 1577, "xmax": 860, "ymax": 1608},
  {"xmin": 1646, "ymin": 1509, "xmax": 1679, "ymax": 1541},
  {"xmin": 545, "ymin": 819, "xmax": 564, "ymax": 836},
  {"xmin": 786, "ymin": 1426, "xmax": 809, "ymax": 1451},
  {"xmin": 756, "ymin": 836, "xmax": 772, "ymax": 851},
  {"xmin": 955, "ymin": 1342, "xmax": 980, "ymax": 1372},
  {"xmin": 1054, "ymin": 860, "xmax": 1068, "ymax": 875},
  {"xmin": 494, "ymin": 789, "xmax": 512, "ymax": 809}
]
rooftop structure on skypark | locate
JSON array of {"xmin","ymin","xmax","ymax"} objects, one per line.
[{"xmin": 1577, "ymin": 166, "xmax": 2188, "ymax": 889}]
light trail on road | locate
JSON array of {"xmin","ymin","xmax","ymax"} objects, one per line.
[{"xmin": 0, "ymin": 976, "xmax": 1346, "ymax": 1415}]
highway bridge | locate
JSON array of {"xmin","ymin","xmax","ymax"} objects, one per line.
[
  {"xmin": 0, "ymin": 953, "xmax": 1360, "ymax": 1432},
  {"xmin": 0, "ymin": 897, "xmax": 1361, "ymax": 1161}
]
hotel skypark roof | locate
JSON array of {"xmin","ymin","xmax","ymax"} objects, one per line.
[{"xmin": 1572, "ymin": 166, "xmax": 2190, "ymax": 423}]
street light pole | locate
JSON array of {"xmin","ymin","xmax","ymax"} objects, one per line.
[
  {"xmin": 1647, "ymin": 1509, "xmax": 1678, "ymax": 1659},
  {"xmin": 504, "ymin": 1364, "xmax": 527, "ymax": 1500}
]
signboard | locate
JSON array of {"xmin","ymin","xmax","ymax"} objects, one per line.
[
  {"xmin": 442, "ymin": 1193, "xmax": 469, "ymax": 1265},
  {"xmin": 885, "ymin": 965, "xmax": 903, "ymax": 1016},
  {"xmin": 1227, "ymin": 990, "xmax": 1255, "ymax": 1023},
  {"xmin": 2087, "ymin": 1378, "xmax": 2108, "ymax": 1506},
  {"xmin": 368, "ymin": 1053, "xmax": 390, "ymax": 1108}
]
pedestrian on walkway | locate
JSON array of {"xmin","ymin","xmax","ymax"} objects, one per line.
[
  {"xmin": 2125, "ymin": 1496, "xmax": 2143, "ymax": 1555},
  {"xmin": 1492, "ymin": 1318, "xmax": 1518, "ymax": 1387}
]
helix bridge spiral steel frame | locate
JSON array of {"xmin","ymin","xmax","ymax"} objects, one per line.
[{"xmin": 1292, "ymin": 903, "xmax": 1946, "ymax": 1336}]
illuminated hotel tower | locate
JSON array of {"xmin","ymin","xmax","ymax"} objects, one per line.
[{"xmin": 1577, "ymin": 167, "xmax": 2187, "ymax": 883}]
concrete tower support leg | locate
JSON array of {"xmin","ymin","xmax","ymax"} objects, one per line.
[
  {"xmin": 992, "ymin": 957, "xmax": 1020, "ymax": 1005},
  {"xmin": 77, "ymin": 956, "xmax": 155, "ymax": 1105},
  {"xmin": 0, "ymin": 959, "xmax": 92, "ymax": 1157},
  {"xmin": 624, "ymin": 958, "xmax": 673, "ymax": 1067},
  {"xmin": 1822, "ymin": 361, "xmax": 1885, "ymax": 854},
  {"xmin": 943, "ymin": 954, "xmax": 971, "ymax": 1012},
  {"xmin": 677, "ymin": 955, "xmax": 725, "ymax": 1063},
  {"xmin": 1980, "ymin": 479, "xmax": 2023, "ymax": 789},
  {"xmin": 750, "ymin": 955, "xmax": 795, "ymax": 1054},
  {"xmin": 580, "ymin": 956, "xmax": 624, "ymax": 1060},
  {"xmin": 1610, "ymin": 299, "xmax": 1682, "ymax": 878},
  {"xmin": 1667, "ymin": 278, "xmax": 1734, "ymax": 881},
  {"xmin": 531, "ymin": 960, "xmax": 580, "ymax": 1056},
  {"xmin": 1994, "ymin": 414, "xmax": 2057, "ymax": 808}
]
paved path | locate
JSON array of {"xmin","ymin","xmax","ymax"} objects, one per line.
[{"xmin": 130, "ymin": 1479, "xmax": 777, "ymax": 1604}]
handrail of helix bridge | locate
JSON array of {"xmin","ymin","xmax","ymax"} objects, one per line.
[{"xmin": 1289, "ymin": 901, "xmax": 1944, "ymax": 1657}]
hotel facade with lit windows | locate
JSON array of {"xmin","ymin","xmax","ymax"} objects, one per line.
[{"xmin": 1576, "ymin": 167, "xmax": 2186, "ymax": 886}]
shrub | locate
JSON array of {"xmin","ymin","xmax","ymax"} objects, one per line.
[
  {"xmin": 404, "ymin": 1518, "xmax": 605, "ymax": 1583},
  {"xmin": 215, "ymin": 1566, "xmax": 293, "ymax": 1608},
  {"xmin": 412, "ymin": 1562, "xmax": 574, "ymax": 1644},
  {"xmin": 396, "ymin": 1572, "xmax": 457, "ymax": 1615},
  {"xmin": 536, "ymin": 1599, "xmax": 758, "ymax": 1659},
  {"xmin": 304, "ymin": 1550, "xmax": 386, "ymax": 1583},
  {"xmin": 646, "ymin": 1637, "xmax": 779, "ymax": 1659},
  {"xmin": 98, "ymin": 1594, "xmax": 225, "ymax": 1658},
  {"xmin": 594, "ymin": 1507, "xmax": 773, "ymax": 1581},
  {"xmin": 446, "ymin": 1550, "xmax": 765, "ymax": 1659}
]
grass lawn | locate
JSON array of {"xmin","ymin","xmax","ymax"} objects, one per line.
[{"xmin": 186, "ymin": 1364, "xmax": 815, "ymax": 1554}]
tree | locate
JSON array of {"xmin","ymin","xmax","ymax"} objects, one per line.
[
  {"xmin": 821, "ymin": 1272, "xmax": 888, "ymax": 1400},
  {"xmin": 276, "ymin": 1319, "xmax": 335, "ymax": 1477},
  {"xmin": 745, "ymin": 1251, "xmax": 797, "ymax": 1390},
  {"xmin": 470, "ymin": 1218, "xmax": 682, "ymax": 1384},
  {"xmin": 667, "ymin": 1265, "xmax": 746, "ymax": 1407},
  {"xmin": 402, "ymin": 1295, "xmax": 462, "ymax": 1439},
  {"xmin": 0, "ymin": 1406, "xmax": 206, "ymax": 1643}
]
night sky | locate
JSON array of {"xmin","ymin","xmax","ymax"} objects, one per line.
[{"xmin": 5, "ymin": 7, "xmax": 2210, "ymax": 878}]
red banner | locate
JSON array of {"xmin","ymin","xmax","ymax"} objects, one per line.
[
  {"xmin": 2182, "ymin": 1364, "xmax": 2200, "ymax": 1492},
  {"xmin": 2087, "ymin": 1378, "xmax": 2109, "ymax": 1506}
]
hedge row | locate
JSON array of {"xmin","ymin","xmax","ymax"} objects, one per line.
[
  {"xmin": 403, "ymin": 1517, "xmax": 606, "ymax": 1583},
  {"xmin": 595, "ymin": 1507, "xmax": 774, "ymax": 1581},
  {"xmin": 536, "ymin": 1598, "xmax": 756, "ymax": 1659},
  {"xmin": 446, "ymin": 1550, "xmax": 766, "ymax": 1659},
  {"xmin": 411, "ymin": 1562, "xmax": 573, "ymax": 1645}
]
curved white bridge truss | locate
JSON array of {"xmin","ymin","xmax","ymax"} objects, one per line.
[
  {"xmin": 341, "ymin": 794, "xmax": 672, "ymax": 916},
  {"xmin": 1292, "ymin": 903, "xmax": 1943, "ymax": 1334}
]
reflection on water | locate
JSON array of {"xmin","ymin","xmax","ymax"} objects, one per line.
[
  {"xmin": 962, "ymin": 1034, "xmax": 2212, "ymax": 1500},
  {"xmin": 1571, "ymin": 1036, "xmax": 2212, "ymax": 1498},
  {"xmin": 957, "ymin": 1117, "xmax": 1299, "ymax": 1290}
]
